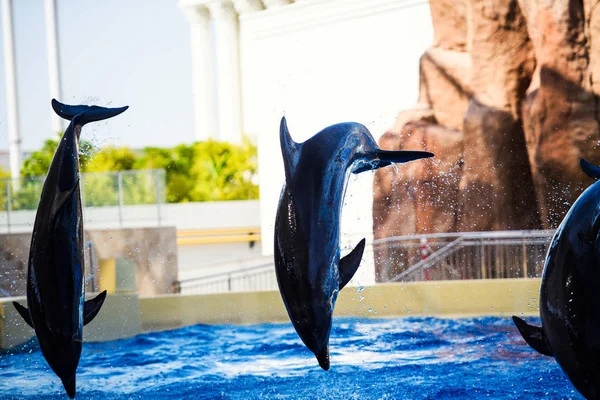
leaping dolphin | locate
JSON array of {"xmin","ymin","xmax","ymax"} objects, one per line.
[
  {"xmin": 513, "ymin": 159, "xmax": 600, "ymax": 399},
  {"xmin": 274, "ymin": 117, "xmax": 433, "ymax": 370},
  {"xmin": 13, "ymin": 99, "xmax": 128, "ymax": 398}
]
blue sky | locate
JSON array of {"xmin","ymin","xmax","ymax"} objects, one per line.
[{"xmin": 0, "ymin": 0, "xmax": 195, "ymax": 152}]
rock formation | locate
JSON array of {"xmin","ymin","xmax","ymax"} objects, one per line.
[{"xmin": 373, "ymin": 0, "xmax": 600, "ymax": 280}]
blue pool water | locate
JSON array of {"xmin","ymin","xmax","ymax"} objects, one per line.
[{"xmin": 0, "ymin": 317, "xmax": 583, "ymax": 399}]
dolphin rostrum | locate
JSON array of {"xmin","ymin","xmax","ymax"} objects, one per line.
[
  {"xmin": 274, "ymin": 117, "xmax": 433, "ymax": 370},
  {"xmin": 13, "ymin": 99, "xmax": 128, "ymax": 398},
  {"xmin": 513, "ymin": 159, "xmax": 600, "ymax": 399}
]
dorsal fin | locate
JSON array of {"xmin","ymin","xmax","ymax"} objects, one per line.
[
  {"xmin": 50, "ymin": 180, "xmax": 79, "ymax": 220},
  {"xmin": 280, "ymin": 117, "xmax": 302, "ymax": 179},
  {"xmin": 580, "ymin": 159, "xmax": 600, "ymax": 180}
]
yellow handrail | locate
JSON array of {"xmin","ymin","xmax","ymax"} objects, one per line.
[
  {"xmin": 177, "ymin": 227, "xmax": 261, "ymax": 237},
  {"xmin": 176, "ymin": 227, "xmax": 261, "ymax": 246}
]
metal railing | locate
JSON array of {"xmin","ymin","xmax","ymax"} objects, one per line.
[
  {"xmin": 175, "ymin": 229, "xmax": 556, "ymax": 295},
  {"xmin": 373, "ymin": 230, "xmax": 555, "ymax": 283},
  {"xmin": 175, "ymin": 262, "xmax": 277, "ymax": 294},
  {"xmin": 84, "ymin": 241, "xmax": 97, "ymax": 293},
  {"xmin": 0, "ymin": 169, "xmax": 166, "ymax": 232}
]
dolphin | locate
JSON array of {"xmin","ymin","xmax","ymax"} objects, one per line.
[
  {"xmin": 274, "ymin": 117, "xmax": 433, "ymax": 370},
  {"xmin": 12, "ymin": 99, "xmax": 128, "ymax": 398},
  {"xmin": 513, "ymin": 159, "xmax": 600, "ymax": 399}
]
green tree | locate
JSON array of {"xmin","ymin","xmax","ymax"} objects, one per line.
[
  {"xmin": 0, "ymin": 166, "xmax": 10, "ymax": 211},
  {"xmin": 135, "ymin": 145, "xmax": 195, "ymax": 203},
  {"xmin": 10, "ymin": 179, "xmax": 44, "ymax": 210},
  {"xmin": 83, "ymin": 146, "xmax": 137, "ymax": 173},
  {"xmin": 17, "ymin": 135, "xmax": 260, "ymax": 206},
  {"xmin": 21, "ymin": 134, "xmax": 95, "ymax": 178},
  {"xmin": 189, "ymin": 137, "xmax": 259, "ymax": 201},
  {"xmin": 21, "ymin": 137, "xmax": 60, "ymax": 178},
  {"xmin": 18, "ymin": 134, "xmax": 99, "ymax": 208}
]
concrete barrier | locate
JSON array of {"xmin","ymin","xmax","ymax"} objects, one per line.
[
  {"xmin": 139, "ymin": 278, "xmax": 542, "ymax": 331},
  {"xmin": 1, "ymin": 293, "xmax": 141, "ymax": 350},
  {"xmin": 1, "ymin": 278, "xmax": 542, "ymax": 350},
  {"xmin": 0, "ymin": 228, "xmax": 178, "ymax": 297}
]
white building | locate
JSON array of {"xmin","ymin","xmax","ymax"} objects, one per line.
[{"xmin": 179, "ymin": 0, "xmax": 433, "ymax": 283}]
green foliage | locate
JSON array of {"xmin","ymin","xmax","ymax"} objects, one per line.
[
  {"xmin": 0, "ymin": 165, "xmax": 44, "ymax": 211},
  {"xmin": 81, "ymin": 173, "xmax": 119, "ymax": 207},
  {"xmin": 189, "ymin": 138, "xmax": 259, "ymax": 201},
  {"xmin": 83, "ymin": 146, "xmax": 137, "ymax": 173},
  {"xmin": 0, "ymin": 166, "xmax": 10, "ymax": 211},
  {"xmin": 21, "ymin": 137, "xmax": 60, "ymax": 179},
  {"xmin": 21, "ymin": 134, "xmax": 96, "ymax": 178},
  {"xmin": 9, "ymin": 179, "xmax": 44, "ymax": 210},
  {"xmin": 134, "ymin": 138, "xmax": 258, "ymax": 203},
  {"xmin": 13, "ymin": 134, "xmax": 259, "ymax": 207}
]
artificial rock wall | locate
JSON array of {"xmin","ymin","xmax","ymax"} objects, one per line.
[{"xmin": 374, "ymin": 0, "xmax": 600, "ymax": 243}]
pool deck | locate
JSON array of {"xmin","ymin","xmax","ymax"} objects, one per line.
[{"xmin": 0, "ymin": 278, "xmax": 541, "ymax": 349}]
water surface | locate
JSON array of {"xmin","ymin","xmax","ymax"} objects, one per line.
[{"xmin": 0, "ymin": 317, "xmax": 582, "ymax": 399}]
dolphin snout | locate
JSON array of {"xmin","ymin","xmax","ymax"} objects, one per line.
[
  {"xmin": 61, "ymin": 375, "xmax": 76, "ymax": 399},
  {"xmin": 316, "ymin": 345, "xmax": 330, "ymax": 371}
]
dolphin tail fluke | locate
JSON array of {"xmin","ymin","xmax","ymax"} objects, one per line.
[
  {"xmin": 580, "ymin": 159, "xmax": 600, "ymax": 180},
  {"xmin": 51, "ymin": 99, "xmax": 89, "ymax": 121},
  {"xmin": 12, "ymin": 302, "xmax": 33, "ymax": 328},
  {"xmin": 339, "ymin": 238, "xmax": 365, "ymax": 290},
  {"xmin": 61, "ymin": 375, "xmax": 76, "ymax": 399},
  {"xmin": 512, "ymin": 316, "xmax": 553, "ymax": 357},
  {"xmin": 316, "ymin": 345, "xmax": 330, "ymax": 371},
  {"xmin": 51, "ymin": 99, "xmax": 128, "ymax": 126},
  {"xmin": 83, "ymin": 290, "xmax": 108, "ymax": 326}
]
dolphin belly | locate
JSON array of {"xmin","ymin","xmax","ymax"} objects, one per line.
[
  {"xmin": 274, "ymin": 187, "xmax": 337, "ymax": 356},
  {"xmin": 513, "ymin": 162, "xmax": 600, "ymax": 399}
]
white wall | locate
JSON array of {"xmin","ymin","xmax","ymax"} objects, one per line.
[
  {"xmin": 0, "ymin": 200, "xmax": 261, "ymax": 233},
  {"xmin": 178, "ymin": 241, "xmax": 264, "ymax": 279},
  {"xmin": 239, "ymin": 0, "xmax": 433, "ymax": 281}
]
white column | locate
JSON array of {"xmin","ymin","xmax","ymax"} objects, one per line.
[
  {"xmin": 207, "ymin": 0, "xmax": 243, "ymax": 143},
  {"xmin": 262, "ymin": 0, "xmax": 292, "ymax": 7},
  {"xmin": 1, "ymin": 0, "xmax": 22, "ymax": 181},
  {"xmin": 180, "ymin": 4, "xmax": 218, "ymax": 141},
  {"xmin": 232, "ymin": 0, "xmax": 264, "ymax": 15},
  {"xmin": 44, "ymin": 0, "xmax": 63, "ymax": 134}
]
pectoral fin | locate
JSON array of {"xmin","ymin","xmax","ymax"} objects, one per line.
[
  {"xmin": 83, "ymin": 290, "xmax": 107, "ymax": 326},
  {"xmin": 12, "ymin": 302, "xmax": 33, "ymax": 328},
  {"xmin": 50, "ymin": 182, "xmax": 79, "ymax": 220},
  {"xmin": 512, "ymin": 316, "xmax": 553, "ymax": 357},
  {"xmin": 339, "ymin": 238, "xmax": 365, "ymax": 290}
]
